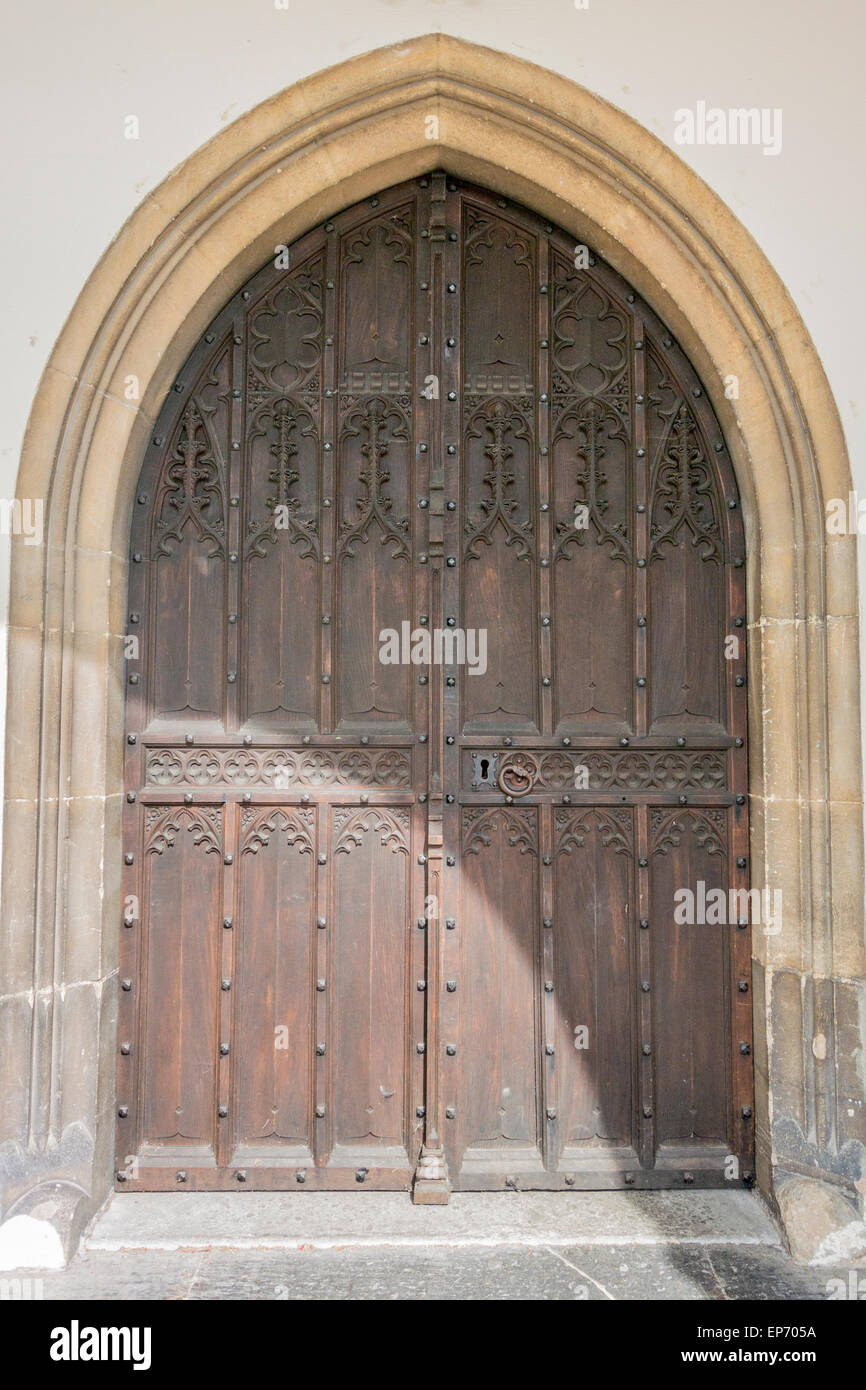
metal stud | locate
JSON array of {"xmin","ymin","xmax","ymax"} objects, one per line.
[
  {"xmin": 446, "ymin": 979, "xmax": 457, "ymax": 992},
  {"xmin": 315, "ymin": 1105, "xmax": 325, "ymax": 1118},
  {"xmin": 544, "ymin": 980, "xmax": 554, "ymax": 993},
  {"xmin": 740, "ymin": 1042, "xmax": 751, "ymax": 1055},
  {"xmin": 736, "ymin": 856, "xmax": 747, "ymax": 868},
  {"xmin": 741, "ymin": 1106, "xmax": 752, "ymax": 1119},
  {"xmin": 117, "ymin": 1106, "xmax": 129, "ymax": 1118},
  {"xmin": 316, "ymin": 979, "xmax": 326, "ymax": 992},
  {"xmin": 445, "ymin": 1107, "xmax": 456, "ymax": 1120},
  {"xmin": 316, "ymin": 1044, "xmax": 325, "ymax": 1056},
  {"xmin": 446, "ymin": 855, "xmax": 456, "ymax": 866},
  {"xmin": 120, "ymin": 1042, "xmax": 131, "ymax": 1055},
  {"xmin": 121, "ymin": 978, "xmax": 132, "ymax": 992},
  {"xmin": 220, "ymin": 1042, "xmax": 230, "ymax": 1056},
  {"xmin": 445, "ymin": 918, "xmax": 456, "ymax": 930},
  {"xmin": 640, "ymin": 918, "xmax": 649, "ymax": 930},
  {"xmin": 296, "ymin": 1170, "xmax": 306, "ymax": 1183},
  {"xmin": 446, "ymin": 1044, "xmax": 456, "ymax": 1056},
  {"xmin": 642, "ymin": 1044, "xmax": 652, "ymax": 1056},
  {"xmin": 417, "ymin": 980, "xmax": 427, "ymax": 992},
  {"xmin": 738, "ymin": 979, "xmax": 749, "ymax": 993}
]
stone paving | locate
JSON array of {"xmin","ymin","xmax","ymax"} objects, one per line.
[
  {"xmin": 11, "ymin": 1240, "xmax": 853, "ymax": 1301},
  {"xmin": 3, "ymin": 1191, "xmax": 858, "ymax": 1300}
]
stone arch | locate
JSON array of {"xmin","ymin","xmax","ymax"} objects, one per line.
[{"xmin": 2, "ymin": 34, "xmax": 862, "ymax": 1261}]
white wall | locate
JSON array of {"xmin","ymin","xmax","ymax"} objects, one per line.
[{"xmin": 1, "ymin": 0, "xmax": 863, "ymax": 846}]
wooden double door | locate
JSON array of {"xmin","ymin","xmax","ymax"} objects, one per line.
[{"xmin": 117, "ymin": 175, "xmax": 753, "ymax": 1196}]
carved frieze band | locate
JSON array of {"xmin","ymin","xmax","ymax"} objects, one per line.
[
  {"xmin": 146, "ymin": 746, "xmax": 412, "ymax": 788},
  {"xmin": 462, "ymin": 749, "xmax": 726, "ymax": 792}
]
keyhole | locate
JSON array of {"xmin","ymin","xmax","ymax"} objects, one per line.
[{"xmin": 480, "ymin": 757, "xmax": 490, "ymax": 782}]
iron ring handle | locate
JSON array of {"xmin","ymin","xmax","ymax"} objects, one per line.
[{"xmin": 497, "ymin": 753, "xmax": 538, "ymax": 798}]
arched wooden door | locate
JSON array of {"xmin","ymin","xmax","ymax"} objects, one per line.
[{"xmin": 118, "ymin": 174, "xmax": 753, "ymax": 1196}]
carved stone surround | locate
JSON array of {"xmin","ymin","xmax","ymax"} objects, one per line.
[{"xmin": 1, "ymin": 36, "xmax": 861, "ymax": 1265}]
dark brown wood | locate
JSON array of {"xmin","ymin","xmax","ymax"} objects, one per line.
[{"xmin": 118, "ymin": 175, "xmax": 752, "ymax": 1195}]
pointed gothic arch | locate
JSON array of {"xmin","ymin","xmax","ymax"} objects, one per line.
[{"xmin": 2, "ymin": 34, "xmax": 862, "ymax": 1261}]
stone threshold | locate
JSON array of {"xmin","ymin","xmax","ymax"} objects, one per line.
[{"xmin": 86, "ymin": 1190, "xmax": 782, "ymax": 1253}]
